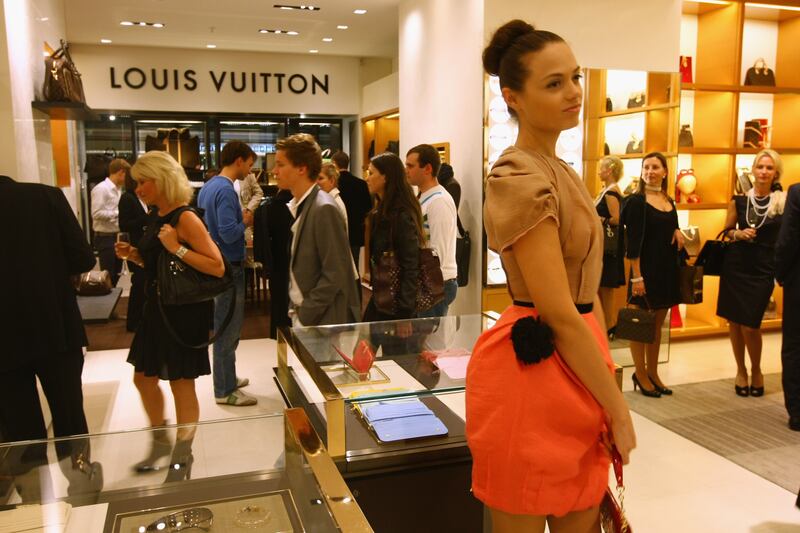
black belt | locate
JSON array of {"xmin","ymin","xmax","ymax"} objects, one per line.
[{"xmin": 513, "ymin": 300, "xmax": 594, "ymax": 314}]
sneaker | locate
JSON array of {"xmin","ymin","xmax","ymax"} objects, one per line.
[
  {"xmin": 215, "ymin": 390, "xmax": 257, "ymax": 406},
  {"xmin": 235, "ymin": 377, "xmax": 250, "ymax": 389}
]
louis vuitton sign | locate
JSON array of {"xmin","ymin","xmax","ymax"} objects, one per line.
[
  {"xmin": 109, "ymin": 67, "xmax": 330, "ymax": 95},
  {"xmin": 71, "ymin": 44, "xmax": 360, "ymax": 114}
]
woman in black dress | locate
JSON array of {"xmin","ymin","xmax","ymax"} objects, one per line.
[
  {"xmin": 718, "ymin": 149, "xmax": 785, "ymax": 397},
  {"xmin": 118, "ymin": 172, "xmax": 152, "ymax": 332},
  {"xmin": 596, "ymin": 155, "xmax": 625, "ymax": 337},
  {"xmin": 625, "ymin": 152, "xmax": 684, "ymax": 397},
  {"xmin": 115, "ymin": 151, "xmax": 225, "ymax": 480}
]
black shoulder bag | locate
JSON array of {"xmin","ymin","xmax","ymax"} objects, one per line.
[{"xmin": 156, "ymin": 207, "xmax": 236, "ymax": 349}]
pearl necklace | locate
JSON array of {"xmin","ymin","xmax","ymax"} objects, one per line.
[
  {"xmin": 745, "ymin": 188, "xmax": 773, "ymax": 229},
  {"xmin": 645, "ymin": 185, "xmax": 662, "ymax": 192}
]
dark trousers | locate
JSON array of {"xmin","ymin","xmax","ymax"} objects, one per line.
[
  {"xmin": 0, "ymin": 348, "xmax": 88, "ymax": 474},
  {"xmin": 94, "ymin": 234, "xmax": 120, "ymax": 286},
  {"xmin": 782, "ymin": 283, "xmax": 800, "ymax": 419},
  {"xmin": 127, "ymin": 264, "xmax": 146, "ymax": 332},
  {"xmin": 350, "ymin": 245, "xmax": 361, "ymax": 274},
  {"xmin": 268, "ymin": 266, "xmax": 291, "ymax": 339}
]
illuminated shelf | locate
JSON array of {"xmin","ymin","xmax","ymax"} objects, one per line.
[
  {"xmin": 676, "ymin": 203, "xmax": 728, "ymax": 210},
  {"xmin": 682, "ymin": 83, "xmax": 800, "ymax": 94},
  {"xmin": 600, "ymin": 103, "xmax": 679, "ymax": 118}
]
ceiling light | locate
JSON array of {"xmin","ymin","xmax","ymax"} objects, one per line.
[
  {"xmin": 337, "ymin": 25, "xmax": 348, "ymax": 30},
  {"xmin": 109, "ymin": 115, "xmax": 116, "ymax": 121},
  {"xmin": 309, "ymin": 49, "xmax": 319, "ymax": 54},
  {"xmin": 259, "ymin": 28, "xmax": 299, "ymax": 35},
  {"xmin": 37, "ymin": 17, "xmax": 49, "ymax": 22},
  {"xmin": 322, "ymin": 37, "xmax": 333, "ymax": 42},
  {"xmin": 120, "ymin": 20, "xmax": 165, "ymax": 28},
  {"xmin": 100, "ymin": 39, "xmax": 112, "ymax": 44},
  {"xmin": 353, "ymin": 9, "xmax": 367, "ymax": 14},
  {"xmin": 152, "ymin": 23, "xmax": 164, "ymax": 28},
  {"xmin": 273, "ymin": 4, "xmax": 320, "ymax": 10},
  {"xmin": 287, "ymin": 31, "xmax": 299, "ymax": 35},
  {"xmin": 384, "ymin": 113, "xmax": 400, "ymax": 119},
  {"xmin": 746, "ymin": 2, "xmax": 800, "ymax": 10},
  {"xmin": 120, "ymin": 21, "xmax": 133, "ymax": 26},
  {"xmin": 138, "ymin": 22, "xmax": 147, "ymax": 26},
  {"xmin": 206, "ymin": 44, "xmax": 217, "ymax": 48}
]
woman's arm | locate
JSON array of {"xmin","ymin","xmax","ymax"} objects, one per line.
[
  {"xmin": 159, "ymin": 211, "xmax": 226, "ymax": 277},
  {"xmin": 624, "ymin": 195, "xmax": 646, "ymax": 294},
  {"xmin": 514, "ymin": 218, "xmax": 636, "ymax": 462},
  {"xmin": 605, "ymin": 193, "xmax": 620, "ymax": 226},
  {"xmin": 394, "ymin": 212, "xmax": 420, "ymax": 319}
]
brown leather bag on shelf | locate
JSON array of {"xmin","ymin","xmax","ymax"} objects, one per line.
[
  {"xmin": 75, "ymin": 271, "xmax": 112, "ymax": 296},
  {"xmin": 43, "ymin": 40, "xmax": 86, "ymax": 103}
]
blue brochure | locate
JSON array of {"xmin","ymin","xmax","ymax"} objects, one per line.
[{"xmin": 357, "ymin": 400, "xmax": 448, "ymax": 443}]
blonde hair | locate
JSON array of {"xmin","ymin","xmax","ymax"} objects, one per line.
[
  {"xmin": 600, "ymin": 155, "xmax": 623, "ymax": 181},
  {"xmin": 752, "ymin": 149, "xmax": 785, "ymax": 217},
  {"xmin": 131, "ymin": 151, "xmax": 193, "ymax": 205},
  {"xmin": 319, "ymin": 162, "xmax": 340, "ymax": 186}
]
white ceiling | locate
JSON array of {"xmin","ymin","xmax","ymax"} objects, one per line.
[{"xmin": 63, "ymin": 0, "xmax": 399, "ymax": 58}]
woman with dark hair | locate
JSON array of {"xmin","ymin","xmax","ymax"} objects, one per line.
[
  {"xmin": 467, "ymin": 20, "xmax": 635, "ymax": 532},
  {"xmin": 625, "ymin": 152, "xmax": 684, "ymax": 398},
  {"xmin": 118, "ymin": 170, "xmax": 152, "ymax": 332},
  {"xmin": 718, "ymin": 149, "xmax": 785, "ymax": 397},
  {"xmin": 363, "ymin": 152, "xmax": 424, "ymax": 336}
]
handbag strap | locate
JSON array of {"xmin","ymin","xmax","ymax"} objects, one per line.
[{"xmin": 611, "ymin": 446, "xmax": 624, "ymax": 489}]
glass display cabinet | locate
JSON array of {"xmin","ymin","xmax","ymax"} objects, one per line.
[
  {"xmin": 275, "ymin": 314, "xmax": 488, "ymax": 532},
  {"xmin": 0, "ymin": 409, "xmax": 371, "ymax": 533}
]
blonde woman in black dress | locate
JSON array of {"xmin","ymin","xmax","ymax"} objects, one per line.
[
  {"xmin": 596, "ymin": 155, "xmax": 625, "ymax": 337},
  {"xmin": 718, "ymin": 149, "xmax": 785, "ymax": 397}
]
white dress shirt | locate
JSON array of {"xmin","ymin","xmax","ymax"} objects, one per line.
[{"xmin": 91, "ymin": 177, "xmax": 122, "ymax": 233}]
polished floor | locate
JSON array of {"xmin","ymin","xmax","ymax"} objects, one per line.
[{"xmin": 21, "ymin": 332, "xmax": 800, "ymax": 531}]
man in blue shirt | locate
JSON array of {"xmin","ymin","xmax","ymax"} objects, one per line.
[{"xmin": 198, "ymin": 141, "xmax": 257, "ymax": 406}]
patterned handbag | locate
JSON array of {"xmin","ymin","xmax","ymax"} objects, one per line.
[
  {"xmin": 373, "ymin": 248, "xmax": 444, "ymax": 315},
  {"xmin": 600, "ymin": 447, "xmax": 632, "ymax": 532},
  {"xmin": 616, "ymin": 304, "xmax": 657, "ymax": 344}
]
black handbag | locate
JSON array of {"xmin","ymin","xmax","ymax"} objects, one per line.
[
  {"xmin": 744, "ymin": 58, "xmax": 776, "ymax": 86},
  {"xmin": 156, "ymin": 207, "xmax": 236, "ymax": 349},
  {"xmin": 678, "ymin": 125, "xmax": 694, "ymax": 148},
  {"xmin": 679, "ymin": 264, "xmax": 704, "ymax": 304},
  {"xmin": 625, "ymin": 139, "xmax": 643, "ymax": 154},
  {"xmin": 606, "ymin": 97, "xmax": 613, "ymax": 112},
  {"xmin": 695, "ymin": 229, "xmax": 731, "ymax": 277},
  {"xmin": 603, "ymin": 220, "xmax": 619, "ymax": 257},
  {"xmin": 455, "ymin": 217, "xmax": 471, "ymax": 287},
  {"xmin": 43, "ymin": 40, "xmax": 86, "ymax": 103},
  {"xmin": 627, "ymin": 92, "xmax": 645, "ymax": 109},
  {"xmin": 616, "ymin": 303, "xmax": 657, "ymax": 344}
]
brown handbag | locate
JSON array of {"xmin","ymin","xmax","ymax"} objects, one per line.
[
  {"xmin": 43, "ymin": 40, "xmax": 86, "ymax": 103},
  {"xmin": 679, "ymin": 264, "xmax": 704, "ymax": 304},
  {"xmin": 75, "ymin": 271, "xmax": 112, "ymax": 296},
  {"xmin": 599, "ymin": 447, "xmax": 632, "ymax": 532},
  {"xmin": 373, "ymin": 248, "xmax": 444, "ymax": 316}
]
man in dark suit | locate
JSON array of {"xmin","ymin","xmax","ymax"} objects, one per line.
[
  {"xmin": 332, "ymin": 151, "xmax": 372, "ymax": 270},
  {"xmin": 775, "ymin": 183, "xmax": 800, "ymax": 431},
  {"xmin": 275, "ymin": 137, "xmax": 360, "ymax": 326},
  {"xmin": 0, "ymin": 175, "xmax": 97, "ymax": 491}
]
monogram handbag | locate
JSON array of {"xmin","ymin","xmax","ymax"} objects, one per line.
[
  {"xmin": 678, "ymin": 124, "xmax": 694, "ymax": 147},
  {"xmin": 744, "ymin": 119, "xmax": 766, "ymax": 148},
  {"xmin": 695, "ymin": 229, "xmax": 731, "ymax": 276},
  {"xmin": 744, "ymin": 58, "xmax": 776, "ymax": 86},
  {"xmin": 679, "ymin": 264, "xmax": 704, "ymax": 304},
  {"xmin": 680, "ymin": 55, "xmax": 693, "ymax": 84},
  {"xmin": 43, "ymin": 40, "xmax": 86, "ymax": 103},
  {"xmin": 75, "ymin": 270, "xmax": 112, "ymax": 296},
  {"xmin": 156, "ymin": 207, "xmax": 236, "ymax": 349},
  {"xmin": 616, "ymin": 303, "xmax": 657, "ymax": 344},
  {"xmin": 680, "ymin": 226, "xmax": 701, "ymax": 256},
  {"xmin": 600, "ymin": 446, "xmax": 632, "ymax": 533},
  {"xmin": 735, "ymin": 167, "xmax": 754, "ymax": 194},
  {"xmin": 627, "ymin": 92, "xmax": 645, "ymax": 109},
  {"xmin": 373, "ymin": 247, "xmax": 445, "ymax": 315}
]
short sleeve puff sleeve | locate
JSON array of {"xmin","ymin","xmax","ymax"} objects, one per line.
[{"xmin": 484, "ymin": 151, "xmax": 559, "ymax": 254}]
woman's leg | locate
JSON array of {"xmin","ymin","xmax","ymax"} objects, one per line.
[
  {"xmin": 489, "ymin": 507, "xmax": 546, "ymax": 533},
  {"xmin": 741, "ymin": 326, "xmax": 764, "ymax": 388},
  {"xmin": 549, "ymin": 506, "xmax": 601, "ymax": 533},
  {"xmin": 133, "ymin": 372, "xmax": 165, "ymax": 426},
  {"xmin": 599, "ymin": 288, "xmax": 617, "ymax": 331},
  {"xmin": 168, "ymin": 379, "xmax": 199, "ymax": 441},
  {"xmin": 728, "ymin": 322, "xmax": 749, "ymax": 388},
  {"xmin": 647, "ymin": 308, "xmax": 670, "ymax": 387},
  {"xmin": 629, "ymin": 305, "xmax": 655, "ymax": 390}
]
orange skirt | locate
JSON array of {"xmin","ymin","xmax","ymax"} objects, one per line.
[{"xmin": 466, "ymin": 304, "xmax": 614, "ymax": 516}]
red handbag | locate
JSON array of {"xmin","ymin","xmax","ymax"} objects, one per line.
[
  {"xmin": 680, "ymin": 56, "xmax": 693, "ymax": 84},
  {"xmin": 600, "ymin": 447, "xmax": 632, "ymax": 532}
]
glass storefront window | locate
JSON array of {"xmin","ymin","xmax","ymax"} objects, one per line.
[
  {"xmin": 219, "ymin": 120, "xmax": 286, "ymax": 181},
  {"xmin": 134, "ymin": 119, "xmax": 208, "ymax": 182},
  {"xmin": 84, "ymin": 116, "xmax": 134, "ymax": 165},
  {"xmin": 289, "ymin": 118, "xmax": 342, "ymax": 156}
]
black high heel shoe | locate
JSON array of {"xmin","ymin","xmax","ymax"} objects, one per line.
[
  {"xmin": 632, "ymin": 374, "xmax": 661, "ymax": 398},
  {"xmin": 735, "ymin": 384, "xmax": 750, "ymax": 397},
  {"xmin": 648, "ymin": 375, "xmax": 673, "ymax": 395},
  {"xmin": 749, "ymin": 385, "xmax": 765, "ymax": 397}
]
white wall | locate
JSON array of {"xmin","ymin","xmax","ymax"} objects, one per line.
[
  {"xmin": 1, "ymin": 0, "xmax": 68, "ymax": 184},
  {"xmin": 399, "ymin": 0, "xmax": 484, "ymax": 316},
  {"xmin": 485, "ymin": 0, "xmax": 682, "ymax": 72},
  {"xmin": 362, "ymin": 71, "xmax": 399, "ymax": 118},
  {"xmin": 70, "ymin": 44, "xmax": 362, "ymax": 115}
]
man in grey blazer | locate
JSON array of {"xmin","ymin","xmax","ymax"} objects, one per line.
[{"xmin": 273, "ymin": 134, "xmax": 360, "ymax": 326}]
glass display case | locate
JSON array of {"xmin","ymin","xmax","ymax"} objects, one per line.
[
  {"xmin": 275, "ymin": 314, "xmax": 486, "ymax": 532},
  {"xmin": 0, "ymin": 409, "xmax": 371, "ymax": 533}
]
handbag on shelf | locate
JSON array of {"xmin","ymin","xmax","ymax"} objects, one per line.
[
  {"xmin": 599, "ymin": 446, "xmax": 633, "ymax": 533},
  {"xmin": 678, "ymin": 124, "xmax": 694, "ymax": 147},
  {"xmin": 156, "ymin": 207, "xmax": 236, "ymax": 349},
  {"xmin": 627, "ymin": 92, "xmax": 646, "ymax": 109},
  {"xmin": 75, "ymin": 270, "xmax": 112, "ymax": 296},
  {"xmin": 744, "ymin": 58, "xmax": 776, "ymax": 86},
  {"xmin": 680, "ymin": 55, "xmax": 693, "ymax": 84},
  {"xmin": 43, "ymin": 40, "xmax": 86, "ymax": 103},
  {"xmin": 744, "ymin": 119, "xmax": 767, "ymax": 149},
  {"xmin": 604, "ymin": 142, "xmax": 611, "ymax": 156},
  {"xmin": 680, "ymin": 226, "xmax": 701, "ymax": 257},
  {"xmin": 735, "ymin": 167, "xmax": 754, "ymax": 194},
  {"xmin": 606, "ymin": 97, "xmax": 613, "ymax": 113},
  {"xmin": 695, "ymin": 229, "xmax": 731, "ymax": 277},
  {"xmin": 625, "ymin": 138, "xmax": 643, "ymax": 154},
  {"xmin": 372, "ymin": 217, "xmax": 445, "ymax": 315}
]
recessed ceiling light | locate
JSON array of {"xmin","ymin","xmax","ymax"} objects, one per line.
[
  {"xmin": 138, "ymin": 22, "xmax": 146, "ymax": 26},
  {"xmin": 109, "ymin": 115, "xmax": 116, "ymax": 121},
  {"xmin": 38, "ymin": 17, "xmax": 49, "ymax": 22},
  {"xmin": 322, "ymin": 37, "xmax": 333, "ymax": 42},
  {"xmin": 287, "ymin": 31, "xmax": 299, "ymax": 35},
  {"xmin": 258, "ymin": 28, "xmax": 299, "ymax": 35},
  {"xmin": 309, "ymin": 49, "xmax": 319, "ymax": 54},
  {"xmin": 120, "ymin": 21, "xmax": 133, "ymax": 26},
  {"xmin": 152, "ymin": 23, "xmax": 164, "ymax": 28},
  {"xmin": 206, "ymin": 44, "xmax": 217, "ymax": 48},
  {"xmin": 274, "ymin": 4, "xmax": 320, "ymax": 10},
  {"xmin": 353, "ymin": 9, "xmax": 367, "ymax": 14},
  {"xmin": 337, "ymin": 25, "xmax": 348, "ymax": 30},
  {"xmin": 120, "ymin": 20, "xmax": 165, "ymax": 28},
  {"xmin": 100, "ymin": 39, "xmax": 112, "ymax": 44}
]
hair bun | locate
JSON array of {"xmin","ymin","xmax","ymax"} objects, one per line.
[{"xmin": 483, "ymin": 19, "xmax": 536, "ymax": 76}]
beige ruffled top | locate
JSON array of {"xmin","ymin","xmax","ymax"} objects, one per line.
[{"xmin": 484, "ymin": 146, "xmax": 603, "ymax": 305}]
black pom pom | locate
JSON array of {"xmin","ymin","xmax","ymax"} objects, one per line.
[{"xmin": 510, "ymin": 316, "xmax": 555, "ymax": 365}]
